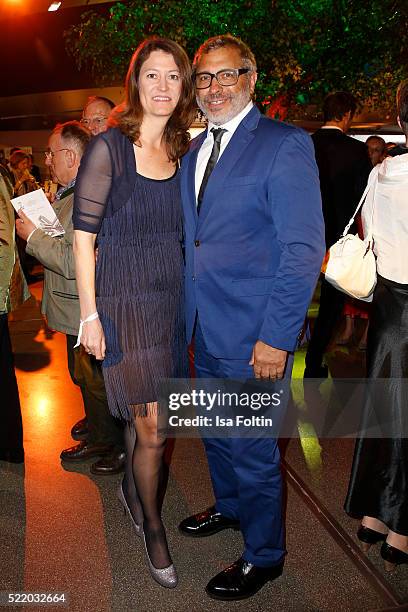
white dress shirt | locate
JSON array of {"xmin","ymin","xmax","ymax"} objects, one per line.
[
  {"xmin": 320, "ymin": 126, "xmax": 343, "ymax": 132},
  {"xmin": 194, "ymin": 101, "xmax": 254, "ymax": 201},
  {"xmin": 362, "ymin": 153, "xmax": 408, "ymax": 284}
]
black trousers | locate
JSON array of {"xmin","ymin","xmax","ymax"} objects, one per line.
[
  {"xmin": 66, "ymin": 335, "xmax": 123, "ymax": 448},
  {"xmin": 0, "ymin": 313, "xmax": 24, "ymax": 462},
  {"xmin": 305, "ymin": 278, "xmax": 345, "ymax": 373}
]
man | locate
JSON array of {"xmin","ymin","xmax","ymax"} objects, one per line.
[
  {"xmin": 304, "ymin": 92, "xmax": 372, "ymax": 378},
  {"xmin": 390, "ymin": 79, "xmax": 408, "ymax": 157},
  {"xmin": 179, "ymin": 35, "xmax": 324, "ymax": 600},
  {"xmin": 366, "ymin": 135, "xmax": 386, "ymax": 166},
  {"xmin": 80, "ymin": 96, "xmax": 115, "ymax": 136},
  {"xmin": 16, "ymin": 121, "xmax": 124, "ymax": 475},
  {"xmin": 0, "ymin": 171, "xmax": 29, "ymax": 463}
]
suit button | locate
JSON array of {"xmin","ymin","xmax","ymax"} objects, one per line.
[
  {"xmin": 192, "ymin": 276, "xmax": 196, "ymax": 281},
  {"xmin": 194, "ymin": 240, "xmax": 200, "ymax": 247}
]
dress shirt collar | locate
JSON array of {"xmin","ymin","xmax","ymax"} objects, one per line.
[
  {"xmin": 206, "ymin": 101, "xmax": 254, "ymax": 138},
  {"xmin": 56, "ymin": 178, "xmax": 76, "ymax": 201},
  {"xmin": 320, "ymin": 125, "xmax": 344, "ymax": 132}
]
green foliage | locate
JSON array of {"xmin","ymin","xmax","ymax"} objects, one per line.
[{"xmin": 64, "ymin": 0, "xmax": 408, "ymax": 118}]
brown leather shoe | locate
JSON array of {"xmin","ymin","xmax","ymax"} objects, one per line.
[
  {"xmin": 71, "ymin": 417, "xmax": 89, "ymax": 441},
  {"xmin": 90, "ymin": 450, "xmax": 126, "ymax": 475},
  {"xmin": 60, "ymin": 441, "xmax": 113, "ymax": 463}
]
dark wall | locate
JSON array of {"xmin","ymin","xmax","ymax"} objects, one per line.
[{"xmin": 0, "ymin": 5, "xmax": 112, "ymax": 97}]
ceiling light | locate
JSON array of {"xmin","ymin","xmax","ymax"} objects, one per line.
[{"xmin": 48, "ymin": 1, "xmax": 61, "ymax": 11}]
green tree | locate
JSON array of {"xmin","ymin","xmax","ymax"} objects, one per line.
[{"xmin": 64, "ymin": 0, "xmax": 408, "ymax": 118}]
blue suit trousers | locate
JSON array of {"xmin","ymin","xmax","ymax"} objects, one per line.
[{"xmin": 194, "ymin": 320, "xmax": 292, "ymax": 567}]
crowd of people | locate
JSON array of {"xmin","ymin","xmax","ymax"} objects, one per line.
[{"xmin": 1, "ymin": 33, "xmax": 407, "ymax": 601}]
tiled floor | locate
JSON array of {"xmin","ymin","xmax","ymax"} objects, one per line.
[{"xmin": 1, "ymin": 279, "xmax": 407, "ymax": 612}]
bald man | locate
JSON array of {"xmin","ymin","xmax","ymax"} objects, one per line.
[
  {"xmin": 366, "ymin": 135, "xmax": 386, "ymax": 166},
  {"xmin": 80, "ymin": 96, "xmax": 115, "ymax": 136}
]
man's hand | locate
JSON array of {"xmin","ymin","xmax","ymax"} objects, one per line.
[
  {"xmin": 250, "ymin": 340, "xmax": 288, "ymax": 380},
  {"xmin": 81, "ymin": 317, "xmax": 106, "ymax": 361},
  {"xmin": 16, "ymin": 209, "xmax": 36, "ymax": 241}
]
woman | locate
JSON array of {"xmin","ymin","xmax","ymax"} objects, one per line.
[
  {"xmin": 345, "ymin": 152, "xmax": 408, "ymax": 571},
  {"xmin": 73, "ymin": 38, "xmax": 195, "ymax": 588},
  {"xmin": 8, "ymin": 151, "xmax": 38, "ymax": 282},
  {"xmin": 9, "ymin": 150, "xmax": 38, "ymax": 196},
  {"xmin": 336, "ymin": 138, "xmax": 386, "ymax": 351}
]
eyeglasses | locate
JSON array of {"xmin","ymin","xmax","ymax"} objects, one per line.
[
  {"xmin": 80, "ymin": 117, "xmax": 107, "ymax": 127},
  {"xmin": 194, "ymin": 68, "xmax": 251, "ymax": 89},
  {"xmin": 44, "ymin": 149, "xmax": 71, "ymax": 160}
]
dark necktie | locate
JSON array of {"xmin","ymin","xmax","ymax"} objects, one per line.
[{"xmin": 197, "ymin": 127, "xmax": 227, "ymax": 214}]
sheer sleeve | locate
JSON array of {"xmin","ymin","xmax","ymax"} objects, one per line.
[{"xmin": 73, "ymin": 135, "xmax": 113, "ymax": 234}]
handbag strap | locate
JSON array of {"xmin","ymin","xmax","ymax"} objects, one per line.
[{"xmin": 341, "ymin": 166, "xmax": 380, "ymax": 237}]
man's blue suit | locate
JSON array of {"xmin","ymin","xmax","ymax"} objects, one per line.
[{"xmin": 181, "ymin": 105, "xmax": 325, "ymax": 567}]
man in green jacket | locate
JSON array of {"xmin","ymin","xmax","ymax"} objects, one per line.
[
  {"xmin": 0, "ymin": 169, "xmax": 30, "ymax": 462},
  {"xmin": 16, "ymin": 121, "xmax": 124, "ymax": 473}
]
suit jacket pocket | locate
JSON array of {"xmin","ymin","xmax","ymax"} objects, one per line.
[
  {"xmin": 52, "ymin": 290, "xmax": 79, "ymax": 300},
  {"xmin": 231, "ymin": 277, "xmax": 275, "ymax": 296}
]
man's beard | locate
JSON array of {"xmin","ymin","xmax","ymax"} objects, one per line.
[{"xmin": 197, "ymin": 85, "xmax": 251, "ymax": 125}]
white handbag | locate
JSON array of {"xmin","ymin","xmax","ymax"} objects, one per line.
[{"xmin": 325, "ymin": 167, "xmax": 378, "ymax": 302}]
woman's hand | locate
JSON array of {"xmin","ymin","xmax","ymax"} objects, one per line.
[
  {"xmin": 20, "ymin": 169, "xmax": 35, "ymax": 184},
  {"xmin": 81, "ymin": 317, "xmax": 106, "ymax": 360}
]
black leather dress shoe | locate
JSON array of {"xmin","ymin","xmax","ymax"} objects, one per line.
[
  {"xmin": 60, "ymin": 441, "xmax": 113, "ymax": 462},
  {"xmin": 90, "ymin": 450, "xmax": 126, "ymax": 475},
  {"xmin": 178, "ymin": 505, "xmax": 240, "ymax": 537},
  {"xmin": 71, "ymin": 417, "xmax": 89, "ymax": 441},
  {"xmin": 206, "ymin": 557, "xmax": 283, "ymax": 600}
]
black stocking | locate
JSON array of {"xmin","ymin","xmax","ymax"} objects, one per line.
[
  {"xmin": 132, "ymin": 404, "xmax": 171, "ymax": 569},
  {"xmin": 122, "ymin": 423, "xmax": 144, "ymax": 526}
]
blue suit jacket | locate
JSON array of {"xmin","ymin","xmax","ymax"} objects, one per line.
[{"xmin": 181, "ymin": 106, "xmax": 325, "ymax": 359}]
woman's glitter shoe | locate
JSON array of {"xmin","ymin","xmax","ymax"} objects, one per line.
[
  {"xmin": 117, "ymin": 482, "xmax": 142, "ymax": 537},
  {"xmin": 142, "ymin": 532, "xmax": 178, "ymax": 588}
]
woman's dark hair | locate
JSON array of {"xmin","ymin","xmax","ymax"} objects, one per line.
[
  {"xmin": 9, "ymin": 150, "xmax": 29, "ymax": 169},
  {"xmin": 109, "ymin": 38, "xmax": 196, "ymax": 162}
]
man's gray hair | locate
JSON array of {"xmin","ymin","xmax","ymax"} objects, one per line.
[
  {"xmin": 193, "ymin": 34, "xmax": 257, "ymax": 72},
  {"xmin": 52, "ymin": 121, "xmax": 91, "ymax": 157}
]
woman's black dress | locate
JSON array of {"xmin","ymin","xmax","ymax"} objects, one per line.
[
  {"xmin": 73, "ymin": 129, "xmax": 188, "ymax": 422},
  {"xmin": 345, "ymin": 275, "xmax": 408, "ymax": 535}
]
